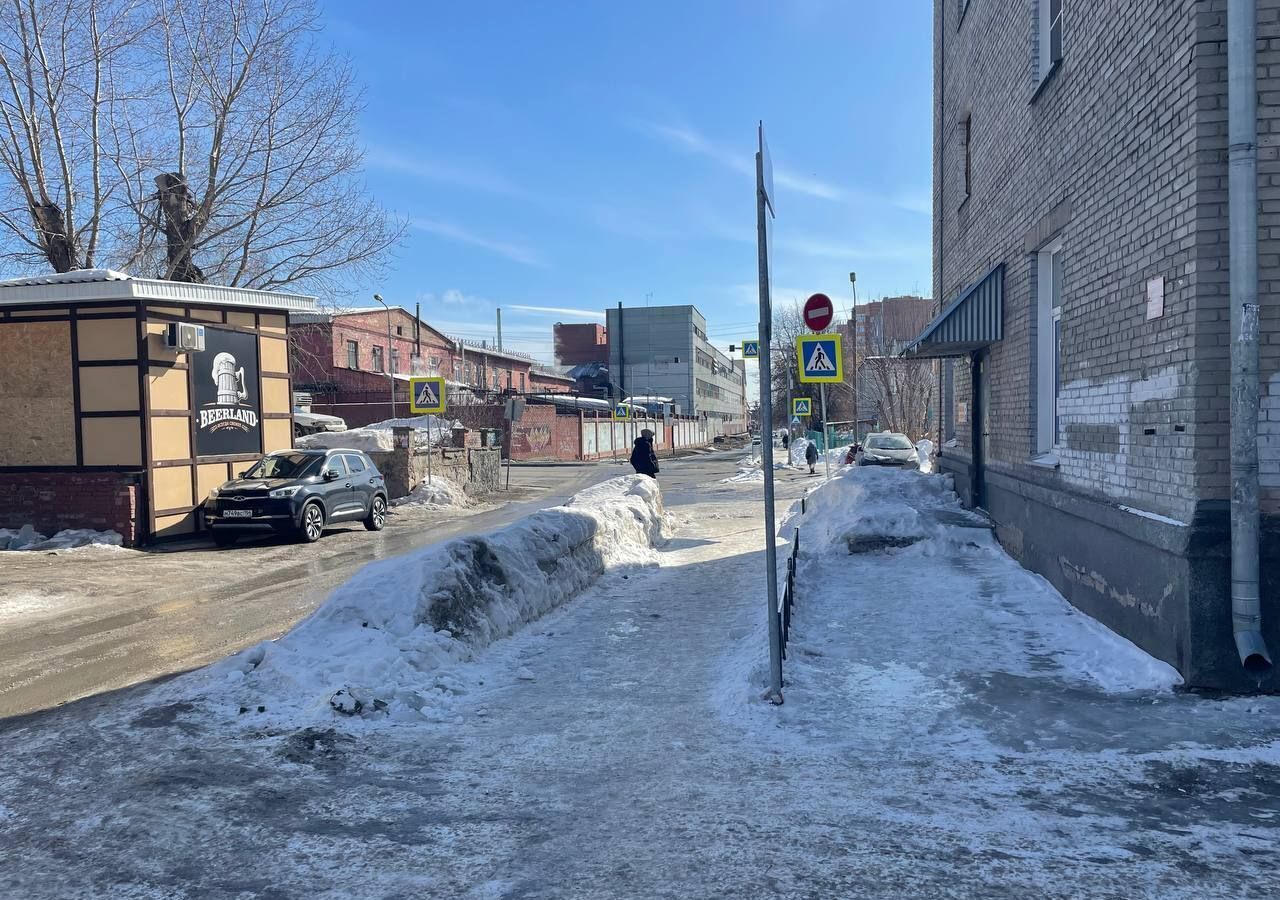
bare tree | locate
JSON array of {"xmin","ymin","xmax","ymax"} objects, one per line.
[
  {"xmin": 147, "ymin": 0, "xmax": 402, "ymax": 291},
  {"xmin": 859, "ymin": 332, "xmax": 936, "ymax": 438},
  {"xmin": 0, "ymin": 0, "xmax": 401, "ymax": 293},
  {"xmin": 0, "ymin": 0, "xmax": 151, "ymax": 271}
]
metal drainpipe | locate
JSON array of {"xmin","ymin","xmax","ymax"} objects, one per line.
[{"xmin": 1228, "ymin": 0, "xmax": 1271, "ymax": 671}]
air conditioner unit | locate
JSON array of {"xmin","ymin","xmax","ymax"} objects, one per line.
[{"xmin": 164, "ymin": 322, "xmax": 205, "ymax": 352}]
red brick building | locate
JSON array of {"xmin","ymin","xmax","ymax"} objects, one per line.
[
  {"xmin": 290, "ymin": 309, "xmax": 538, "ymax": 425},
  {"xmin": 554, "ymin": 322, "xmax": 608, "ymax": 366},
  {"xmin": 528, "ymin": 365, "xmax": 576, "ymax": 393}
]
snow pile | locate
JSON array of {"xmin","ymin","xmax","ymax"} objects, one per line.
[
  {"xmin": 296, "ymin": 414, "xmax": 456, "ymax": 452},
  {"xmin": 797, "ymin": 466, "xmax": 961, "ymax": 553},
  {"xmin": 1, "ymin": 526, "xmax": 124, "ymax": 551},
  {"xmin": 916, "ymin": 438, "xmax": 935, "ymax": 474},
  {"xmin": 723, "ymin": 450, "xmax": 791, "ymax": 483},
  {"xmin": 721, "ymin": 466, "xmax": 764, "ymax": 484},
  {"xmin": 193, "ymin": 475, "xmax": 667, "ymax": 723},
  {"xmin": 392, "ymin": 476, "xmax": 469, "ymax": 509}
]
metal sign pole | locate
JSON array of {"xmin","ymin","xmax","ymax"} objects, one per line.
[
  {"xmin": 820, "ymin": 382, "xmax": 831, "ymax": 481},
  {"xmin": 756, "ymin": 123, "xmax": 783, "ymax": 704}
]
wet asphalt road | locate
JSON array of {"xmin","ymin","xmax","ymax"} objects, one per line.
[
  {"xmin": 0, "ymin": 462, "xmax": 616, "ymax": 719},
  {"xmin": 0, "ymin": 451, "xmax": 746, "ymax": 719}
]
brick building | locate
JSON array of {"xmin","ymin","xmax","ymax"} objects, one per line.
[
  {"xmin": 909, "ymin": 0, "xmax": 1280, "ymax": 689},
  {"xmin": 833, "ymin": 295, "xmax": 937, "ymax": 436},
  {"xmin": 290, "ymin": 309, "xmax": 536, "ymax": 426},
  {"xmin": 554, "ymin": 322, "xmax": 608, "ymax": 366}
]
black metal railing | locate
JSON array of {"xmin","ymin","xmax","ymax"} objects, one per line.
[{"xmin": 779, "ymin": 494, "xmax": 807, "ymax": 661}]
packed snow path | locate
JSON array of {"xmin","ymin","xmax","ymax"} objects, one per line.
[{"xmin": 1, "ymin": 459, "xmax": 1279, "ymax": 898}]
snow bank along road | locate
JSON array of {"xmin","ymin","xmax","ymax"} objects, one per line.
[
  {"xmin": 0, "ymin": 459, "xmax": 657, "ymax": 719},
  {"xmin": 2, "ymin": 460, "xmax": 1280, "ymax": 898}
]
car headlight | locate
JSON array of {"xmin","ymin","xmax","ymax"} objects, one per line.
[
  {"xmin": 268, "ymin": 485, "xmax": 304, "ymax": 499},
  {"xmin": 207, "ymin": 485, "xmax": 220, "ymax": 498}
]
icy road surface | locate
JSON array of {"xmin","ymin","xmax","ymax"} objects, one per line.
[{"xmin": 1, "ymin": 459, "xmax": 1279, "ymax": 898}]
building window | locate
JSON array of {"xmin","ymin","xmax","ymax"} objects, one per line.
[
  {"xmin": 346, "ymin": 340, "xmax": 359, "ymax": 369},
  {"xmin": 962, "ymin": 114, "xmax": 972, "ymax": 199},
  {"xmin": 390, "ymin": 348, "xmax": 400, "ymax": 374},
  {"xmin": 372, "ymin": 345, "xmax": 384, "ymax": 373},
  {"xmin": 1038, "ymin": 0, "xmax": 1063, "ymax": 82},
  {"xmin": 395, "ymin": 325, "xmax": 403, "ymax": 336},
  {"xmin": 1035, "ymin": 241, "xmax": 1063, "ymax": 457}
]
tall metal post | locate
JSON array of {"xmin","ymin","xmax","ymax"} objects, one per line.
[
  {"xmin": 496, "ymin": 308, "xmax": 503, "ymax": 351},
  {"xmin": 373, "ymin": 293, "xmax": 396, "ymax": 418},
  {"xmin": 820, "ymin": 382, "xmax": 831, "ymax": 481},
  {"xmin": 849, "ymin": 272, "xmax": 858, "ymax": 444},
  {"xmin": 756, "ymin": 123, "xmax": 783, "ymax": 703}
]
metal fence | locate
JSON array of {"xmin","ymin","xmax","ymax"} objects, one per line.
[{"xmin": 779, "ymin": 494, "xmax": 807, "ymax": 662}]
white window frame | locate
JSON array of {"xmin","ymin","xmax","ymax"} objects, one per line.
[
  {"xmin": 1038, "ymin": 0, "xmax": 1063, "ymax": 83},
  {"xmin": 1035, "ymin": 240, "xmax": 1063, "ymax": 460}
]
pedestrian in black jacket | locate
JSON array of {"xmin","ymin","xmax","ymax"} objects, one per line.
[
  {"xmin": 805, "ymin": 439, "xmax": 819, "ymax": 474},
  {"xmin": 630, "ymin": 428, "xmax": 659, "ymax": 479}
]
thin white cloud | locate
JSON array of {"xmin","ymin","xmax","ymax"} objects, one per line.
[
  {"xmin": 366, "ymin": 148, "xmax": 530, "ymax": 199},
  {"xmin": 506, "ymin": 304, "xmax": 605, "ymax": 321},
  {"xmin": 635, "ymin": 120, "xmax": 844, "ymax": 202},
  {"xmin": 410, "ymin": 217, "xmax": 548, "ymax": 268},
  {"xmin": 418, "ymin": 288, "xmax": 490, "ymax": 307},
  {"xmin": 778, "ymin": 234, "xmax": 929, "ymax": 264}
]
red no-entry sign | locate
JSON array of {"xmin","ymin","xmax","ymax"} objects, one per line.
[{"xmin": 803, "ymin": 293, "xmax": 834, "ymax": 332}]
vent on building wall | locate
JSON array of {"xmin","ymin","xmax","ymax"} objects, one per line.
[{"xmin": 164, "ymin": 322, "xmax": 205, "ymax": 351}]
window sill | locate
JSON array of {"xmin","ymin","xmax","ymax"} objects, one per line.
[
  {"xmin": 1030, "ymin": 60, "xmax": 1062, "ymax": 105},
  {"xmin": 1029, "ymin": 452, "xmax": 1060, "ymax": 469}
]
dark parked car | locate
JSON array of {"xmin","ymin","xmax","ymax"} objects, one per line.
[
  {"xmin": 855, "ymin": 432, "xmax": 920, "ymax": 469},
  {"xmin": 203, "ymin": 448, "xmax": 388, "ymax": 546}
]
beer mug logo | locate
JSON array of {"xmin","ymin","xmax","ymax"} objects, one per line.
[{"xmin": 212, "ymin": 351, "xmax": 247, "ymax": 405}]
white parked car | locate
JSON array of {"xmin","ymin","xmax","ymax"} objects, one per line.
[{"xmin": 292, "ymin": 408, "xmax": 347, "ymax": 438}]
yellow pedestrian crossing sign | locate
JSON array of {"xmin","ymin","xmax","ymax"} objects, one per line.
[
  {"xmin": 612, "ymin": 403, "xmax": 630, "ymax": 420},
  {"xmin": 796, "ymin": 333, "xmax": 843, "ymax": 383},
  {"xmin": 792, "ymin": 397, "xmax": 812, "ymax": 416},
  {"xmin": 409, "ymin": 376, "xmax": 446, "ymax": 414},
  {"xmin": 742, "ymin": 340, "xmax": 760, "ymax": 359}
]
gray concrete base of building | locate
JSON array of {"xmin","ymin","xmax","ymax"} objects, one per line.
[{"xmin": 940, "ymin": 455, "xmax": 1280, "ymax": 693}]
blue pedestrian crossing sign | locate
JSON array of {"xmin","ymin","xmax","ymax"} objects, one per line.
[
  {"xmin": 742, "ymin": 339, "xmax": 760, "ymax": 359},
  {"xmin": 409, "ymin": 376, "xmax": 446, "ymax": 414},
  {"xmin": 796, "ymin": 333, "xmax": 843, "ymax": 384},
  {"xmin": 612, "ymin": 403, "xmax": 630, "ymax": 420},
  {"xmin": 792, "ymin": 397, "xmax": 812, "ymax": 416}
]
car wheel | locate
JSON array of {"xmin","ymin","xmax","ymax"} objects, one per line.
[
  {"xmin": 364, "ymin": 495, "xmax": 387, "ymax": 531},
  {"xmin": 212, "ymin": 529, "xmax": 236, "ymax": 547},
  {"xmin": 294, "ymin": 422, "xmax": 306, "ymax": 439},
  {"xmin": 298, "ymin": 502, "xmax": 325, "ymax": 543}
]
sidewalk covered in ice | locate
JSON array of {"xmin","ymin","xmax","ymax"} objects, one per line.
[{"xmin": 1, "ymin": 464, "xmax": 1278, "ymax": 897}]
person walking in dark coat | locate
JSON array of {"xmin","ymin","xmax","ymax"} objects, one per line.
[
  {"xmin": 805, "ymin": 439, "xmax": 819, "ymax": 475},
  {"xmin": 630, "ymin": 428, "xmax": 659, "ymax": 479}
]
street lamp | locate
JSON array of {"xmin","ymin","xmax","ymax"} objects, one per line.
[
  {"xmin": 849, "ymin": 272, "xmax": 858, "ymax": 444},
  {"xmin": 373, "ymin": 293, "xmax": 396, "ymax": 418}
]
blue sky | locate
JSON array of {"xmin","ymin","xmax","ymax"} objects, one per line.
[{"xmin": 322, "ymin": 0, "xmax": 933, "ymax": 365}]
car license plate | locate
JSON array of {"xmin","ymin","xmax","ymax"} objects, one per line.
[{"xmin": 223, "ymin": 509, "xmax": 253, "ymax": 518}]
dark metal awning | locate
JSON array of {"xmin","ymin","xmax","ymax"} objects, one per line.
[{"xmin": 900, "ymin": 263, "xmax": 1004, "ymax": 358}]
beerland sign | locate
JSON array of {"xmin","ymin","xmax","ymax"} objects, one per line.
[{"xmin": 193, "ymin": 326, "xmax": 261, "ymax": 456}]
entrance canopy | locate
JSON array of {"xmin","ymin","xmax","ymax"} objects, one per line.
[{"xmin": 900, "ymin": 264, "xmax": 1004, "ymax": 358}]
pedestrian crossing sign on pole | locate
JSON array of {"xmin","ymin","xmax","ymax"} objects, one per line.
[
  {"xmin": 409, "ymin": 376, "xmax": 446, "ymax": 414},
  {"xmin": 742, "ymin": 339, "xmax": 760, "ymax": 359},
  {"xmin": 612, "ymin": 403, "xmax": 630, "ymax": 420},
  {"xmin": 796, "ymin": 333, "xmax": 843, "ymax": 384},
  {"xmin": 792, "ymin": 397, "xmax": 812, "ymax": 416}
]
